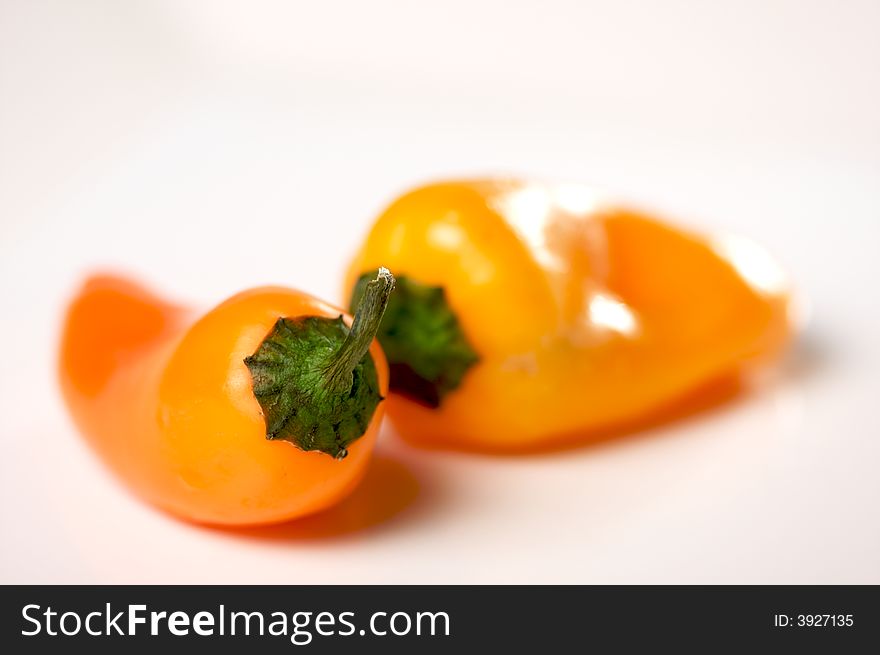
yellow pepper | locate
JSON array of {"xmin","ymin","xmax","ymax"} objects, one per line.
[{"xmin": 346, "ymin": 179, "xmax": 793, "ymax": 451}]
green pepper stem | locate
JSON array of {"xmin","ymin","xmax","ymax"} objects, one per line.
[{"xmin": 324, "ymin": 267, "xmax": 395, "ymax": 393}]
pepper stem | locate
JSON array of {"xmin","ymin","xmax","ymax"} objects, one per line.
[
  {"xmin": 324, "ymin": 267, "xmax": 395, "ymax": 394},
  {"xmin": 349, "ymin": 272, "xmax": 479, "ymax": 407}
]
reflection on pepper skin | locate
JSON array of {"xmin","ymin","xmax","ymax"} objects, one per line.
[{"xmin": 346, "ymin": 179, "xmax": 794, "ymax": 452}]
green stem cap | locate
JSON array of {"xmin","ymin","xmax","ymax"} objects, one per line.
[
  {"xmin": 245, "ymin": 268, "xmax": 395, "ymax": 459},
  {"xmin": 349, "ymin": 273, "xmax": 479, "ymax": 408}
]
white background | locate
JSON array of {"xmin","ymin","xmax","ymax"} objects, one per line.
[{"xmin": 1, "ymin": 0, "xmax": 878, "ymax": 583}]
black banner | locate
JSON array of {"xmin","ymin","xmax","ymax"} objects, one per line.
[{"xmin": 1, "ymin": 586, "xmax": 877, "ymax": 652}]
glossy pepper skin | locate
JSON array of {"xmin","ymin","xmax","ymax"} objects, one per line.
[
  {"xmin": 59, "ymin": 271, "xmax": 393, "ymax": 526},
  {"xmin": 346, "ymin": 179, "xmax": 793, "ymax": 452}
]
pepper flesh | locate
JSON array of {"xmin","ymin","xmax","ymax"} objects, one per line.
[
  {"xmin": 59, "ymin": 275, "xmax": 389, "ymax": 525},
  {"xmin": 346, "ymin": 179, "xmax": 793, "ymax": 451}
]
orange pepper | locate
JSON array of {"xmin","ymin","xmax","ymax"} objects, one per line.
[
  {"xmin": 59, "ymin": 269, "xmax": 395, "ymax": 525},
  {"xmin": 346, "ymin": 179, "xmax": 794, "ymax": 451}
]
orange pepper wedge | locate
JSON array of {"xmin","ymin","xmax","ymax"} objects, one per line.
[
  {"xmin": 345, "ymin": 180, "xmax": 794, "ymax": 452},
  {"xmin": 59, "ymin": 270, "xmax": 394, "ymax": 526}
]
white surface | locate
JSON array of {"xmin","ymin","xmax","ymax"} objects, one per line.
[{"xmin": 1, "ymin": 0, "xmax": 879, "ymax": 583}]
